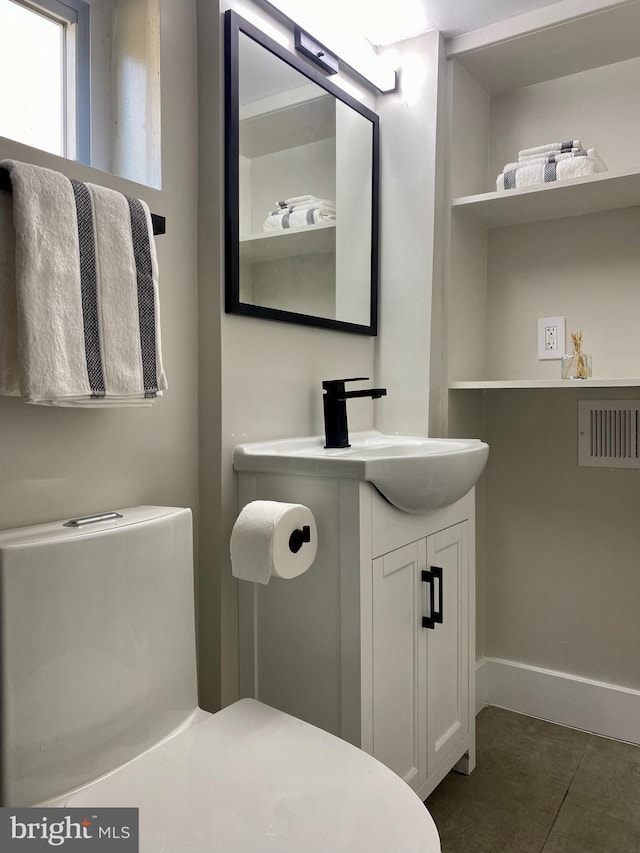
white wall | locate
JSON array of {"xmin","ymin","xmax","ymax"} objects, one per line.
[
  {"xmin": 485, "ymin": 387, "xmax": 640, "ymax": 690},
  {"xmin": 111, "ymin": 0, "xmax": 162, "ymax": 188},
  {"xmin": 0, "ymin": 0, "xmax": 200, "ymax": 669},
  {"xmin": 444, "ymin": 9, "xmax": 640, "ymax": 705},
  {"xmin": 376, "ymin": 31, "xmax": 445, "ymax": 438},
  {"xmin": 486, "ymin": 209, "xmax": 640, "ymax": 381},
  {"xmin": 198, "ymin": 0, "xmax": 379, "ymax": 707}
]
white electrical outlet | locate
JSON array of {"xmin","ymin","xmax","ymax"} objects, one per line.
[{"xmin": 537, "ymin": 316, "xmax": 566, "ymax": 360}]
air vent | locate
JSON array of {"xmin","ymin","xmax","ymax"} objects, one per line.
[{"xmin": 578, "ymin": 400, "xmax": 640, "ymax": 468}]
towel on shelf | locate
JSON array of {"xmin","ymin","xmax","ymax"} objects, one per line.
[
  {"xmin": 274, "ymin": 195, "xmax": 335, "ymax": 210},
  {"xmin": 501, "ymin": 148, "xmax": 607, "ymax": 173},
  {"xmin": 518, "ymin": 140, "xmax": 583, "ymax": 158},
  {"xmin": 497, "ymin": 155, "xmax": 605, "ymax": 191},
  {"xmin": 263, "ymin": 207, "xmax": 336, "ymax": 231},
  {"xmin": 518, "ymin": 147, "xmax": 585, "ymax": 162},
  {"xmin": 0, "ymin": 159, "xmax": 167, "ymax": 406},
  {"xmin": 263, "ymin": 195, "xmax": 336, "ymax": 231}
]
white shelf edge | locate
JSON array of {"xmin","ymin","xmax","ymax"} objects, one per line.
[
  {"xmin": 450, "ymin": 167, "xmax": 640, "ymax": 227},
  {"xmin": 240, "ymin": 221, "xmax": 336, "ymax": 243},
  {"xmin": 449, "ymin": 379, "xmax": 640, "ymax": 389},
  {"xmin": 446, "ymin": 0, "xmax": 625, "ymax": 58},
  {"xmin": 446, "ymin": 1, "xmax": 640, "ymax": 96},
  {"xmin": 239, "ymin": 221, "xmax": 336, "ymax": 263}
]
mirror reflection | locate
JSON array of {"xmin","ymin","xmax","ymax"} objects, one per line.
[
  {"xmin": 225, "ymin": 11, "xmax": 379, "ymax": 335},
  {"xmin": 0, "ymin": 0, "xmax": 161, "ymax": 189}
]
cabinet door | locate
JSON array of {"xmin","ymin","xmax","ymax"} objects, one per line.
[
  {"xmin": 371, "ymin": 541, "xmax": 427, "ymax": 790},
  {"xmin": 426, "ymin": 521, "xmax": 469, "ymax": 776}
]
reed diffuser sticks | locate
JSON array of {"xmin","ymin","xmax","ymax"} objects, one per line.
[{"xmin": 561, "ymin": 330, "xmax": 592, "ymax": 380}]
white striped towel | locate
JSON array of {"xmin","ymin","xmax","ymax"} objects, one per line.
[
  {"xmin": 518, "ymin": 140, "xmax": 582, "ymax": 158},
  {"xmin": 263, "ymin": 206, "xmax": 336, "ymax": 231},
  {"xmin": 0, "ymin": 159, "xmax": 167, "ymax": 406},
  {"xmin": 518, "ymin": 147, "xmax": 584, "ymax": 162},
  {"xmin": 502, "ymin": 149, "xmax": 607, "ymax": 173},
  {"xmin": 274, "ymin": 195, "xmax": 335, "ymax": 210},
  {"xmin": 497, "ymin": 155, "xmax": 606, "ymax": 191}
]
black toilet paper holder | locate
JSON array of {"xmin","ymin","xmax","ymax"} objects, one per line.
[{"xmin": 289, "ymin": 525, "xmax": 311, "ymax": 554}]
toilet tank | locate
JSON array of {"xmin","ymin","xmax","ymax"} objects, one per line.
[{"xmin": 0, "ymin": 506, "xmax": 198, "ymax": 807}]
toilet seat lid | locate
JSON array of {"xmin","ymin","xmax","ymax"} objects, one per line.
[{"xmin": 63, "ymin": 699, "xmax": 440, "ymax": 852}]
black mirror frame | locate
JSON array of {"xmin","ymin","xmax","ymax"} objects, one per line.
[{"xmin": 224, "ymin": 10, "xmax": 379, "ymax": 336}]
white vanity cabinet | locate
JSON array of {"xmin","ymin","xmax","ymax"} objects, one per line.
[
  {"xmin": 237, "ymin": 472, "xmax": 475, "ymax": 800},
  {"xmin": 372, "ymin": 522, "xmax": 469, "ymax": 794}
]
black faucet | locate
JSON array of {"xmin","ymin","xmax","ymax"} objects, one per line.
[{"xmin": 322, "ymin": 377, "xmax": 387, "ymax": 449}]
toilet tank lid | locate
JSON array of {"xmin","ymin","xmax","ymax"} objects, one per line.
[
  {"xmin": 0, "ymin": 504, "xmax": 197, "ymax": 808},
  {"xmin": 0, "ymin": 506, "xmax": 188, "ymax": 549}
]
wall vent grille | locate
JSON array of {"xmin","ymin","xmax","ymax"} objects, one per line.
[{"xmin": 578, "ymin": 400, "xmax": 640, "ymax": 468}]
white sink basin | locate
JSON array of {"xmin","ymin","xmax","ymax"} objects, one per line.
[{"xmin": 233, "ymin": 430, "xmax": 489, "ymax": 514}]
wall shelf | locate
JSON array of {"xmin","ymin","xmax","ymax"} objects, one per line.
[
  {"xmin": 448, "ymin": 0, "xmax": 640, "ymax": 96},
  {"xmin": 451, "ymin": 166, "xmax": 640, "ymax": 228},
  {"xmin": 239, "ymin": 221, "xmax": 335, "ymax": 263},
  {"xmin": 449, "ymin": 379, "xmax": 640, "ymax": 390},
  {"xmin": 444, "ymin": 3, "xmax": 640, "ymax": 405}
]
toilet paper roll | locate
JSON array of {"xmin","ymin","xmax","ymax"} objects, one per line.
[{"xmin": 230, "ymin": 500, "xmax": 318, "ymax": 585}]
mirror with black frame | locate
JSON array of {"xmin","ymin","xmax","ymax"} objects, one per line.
[{"xmin": 224, "ymin": 10, "xmax": 379, "ymax": 335}]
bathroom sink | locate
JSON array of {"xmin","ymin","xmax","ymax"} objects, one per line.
[{"xmin": 233, "ymin": 430, "xmax": 489, "ymax": 514}]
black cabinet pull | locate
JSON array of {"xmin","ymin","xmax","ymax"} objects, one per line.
[{"xmin": 421, "ymin": 566, "xmax": 443, "ymax": 629}]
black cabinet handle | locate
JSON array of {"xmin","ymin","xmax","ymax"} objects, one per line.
[{"xmin": 421, "ymin": 566, "xmax": 443, "ymax": 629}]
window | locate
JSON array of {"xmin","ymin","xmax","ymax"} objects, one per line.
[{"xmin": 0, "ymin": 0, "xmax": 90, "ymax": 162}]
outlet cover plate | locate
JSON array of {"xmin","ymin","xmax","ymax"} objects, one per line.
[{"xmin": 537, "ymin": 316, "xmax": 566, "ymax": 360}]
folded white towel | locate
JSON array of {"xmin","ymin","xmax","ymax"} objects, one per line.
[
  {"xmin": 502, "ymin": 149, "xmax": 607, "ymax": 173},
  {"xmin": 273, "ymin": 196, "xmax": 336, "ymax": 214},
  {"xmin": 275, "ymin": 194, "xmax": 334, "ymax": 208},
  {"xmin": 518, "ymin": 147, "xmax": 584, "ymax": 162},
  {"xmin": 518, "ymin": 140, "xmax": 583, "ymax": 158},
  {"xmin": 497, "ymin": 155, "xmax": 606, "ymax": 191},
  {"xmin": 263, "ymin": 207, "xmax": 336, "ymax": 231},
  {"xmin": 0, "ymin": 160, "xmax": 167, "ymax": 406}
]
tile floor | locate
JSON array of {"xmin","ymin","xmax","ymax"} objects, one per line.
[{"xmin": 425, "ymin": 706, "xmax": 640, "ymax": 853}]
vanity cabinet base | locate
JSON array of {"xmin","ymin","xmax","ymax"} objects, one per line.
[{"xmin": 237, "ymin": 473, "xmax": 476, "ymax": 799}]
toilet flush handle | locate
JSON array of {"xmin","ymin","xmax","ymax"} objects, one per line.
[{"xmin": 63, "ymin": 511, "xmax": 124, "ymax": 528}]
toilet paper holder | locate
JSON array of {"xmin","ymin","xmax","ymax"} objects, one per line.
[{"xmin": 289, "ymin": 525, "xmax": 311, "ymax": 554}]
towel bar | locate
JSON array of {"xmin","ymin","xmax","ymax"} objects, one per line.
[{"xmin": 0, "ymin": 166, "xmax": 166, "ymax": 236}]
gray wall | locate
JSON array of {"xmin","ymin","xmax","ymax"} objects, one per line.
[
  {"xmin": 215, "ymin": 0, "xmax": 377, "ymax": 705},
  {"xmin": 198, "ymin": 4, "xmax": 445, "ymax": 707},
  {"xmin": 0, "ymin": 0, "xmax": 201, "ymax": 683},
  {"xmin": 485, "ymin": 388, "xmax": 640, "ymax": 690}
]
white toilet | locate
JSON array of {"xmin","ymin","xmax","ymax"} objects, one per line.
[{"xmin": 0, "ymin": 506, "xmax": 440, "ymax": 852}]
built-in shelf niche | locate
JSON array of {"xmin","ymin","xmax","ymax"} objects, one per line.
[
  {"xmin": 451, "ymin": 166, "xmax": 640, "ymax": 228},
  {"xmin": 444, "ymin": 0, "xmax": 640, "ymax": 392}
]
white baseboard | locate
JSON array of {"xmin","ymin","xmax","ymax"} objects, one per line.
[
  {"xmin": 475, "ymin": 658, "xmax": 488, "ymax": 715},
  {"xmin": 476, "ymin": 656, "xmax": 640, "ymax": 745}
]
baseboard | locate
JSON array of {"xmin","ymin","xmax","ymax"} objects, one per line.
[
  {"xmin": 476, "ymin": 656, "xmax": 640, "ymax": 745},
  {"xmin": 475, "ymin": 658, "xmax": 488, "ymax": 715}
]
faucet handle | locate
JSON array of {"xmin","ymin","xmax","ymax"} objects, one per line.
[{"xmin": 322, "ymin": 377, "xmax": 369, "ymax": 393}]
